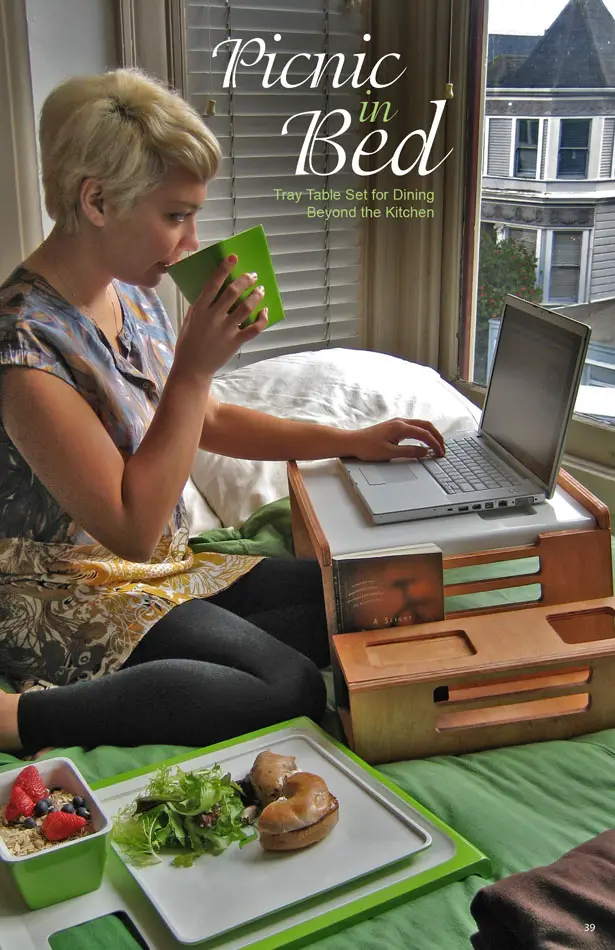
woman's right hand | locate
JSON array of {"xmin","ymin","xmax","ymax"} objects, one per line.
[{"xmin": 172, "ymin": 254, "xmax": 268, "ymax": 382}]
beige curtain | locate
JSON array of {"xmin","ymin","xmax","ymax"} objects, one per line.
[
  {"xmin": 0, "ymin": 0, "xmax": 43, "ymax": 278},
  {"xmin": 362, "ymin": 0, "xmax": 480, "ymax": 379}
]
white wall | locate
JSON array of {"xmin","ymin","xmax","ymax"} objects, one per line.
[{"xmin": 25, "ymin": 0, "xmax": 118, "ymax": 234}]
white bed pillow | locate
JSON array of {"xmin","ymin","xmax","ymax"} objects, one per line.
[
  {"xmin": 191, "ymin": 348, "xmax": 480, "ymax": 527},
  {"xmin": 182, "ymin": 476, "xmax": 222, "ymax": 533}
]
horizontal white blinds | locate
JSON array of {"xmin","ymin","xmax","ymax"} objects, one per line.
[{"xmin": 184, "ymin": 0, "xmax": 365, "ymax": 369}]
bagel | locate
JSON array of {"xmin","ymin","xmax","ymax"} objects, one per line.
[
  {"xmin": 249, "ymin": 750, "xmax": 297, "ymax": 806},
  {"xmin": 258, "ymin": 772, "xmax": 339, "ymax": 851}
]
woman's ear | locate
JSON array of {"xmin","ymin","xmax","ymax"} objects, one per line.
[{"xmin": 80, "ymin": 178, "xmax": 106, "ymax": 227}]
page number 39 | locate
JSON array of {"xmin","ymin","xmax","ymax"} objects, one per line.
[{"xmin": 585, "ymin": 923, "xmax": 596, "ymax": 932}]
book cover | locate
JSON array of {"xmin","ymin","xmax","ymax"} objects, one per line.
[
  {"xmin": 332, "ymin": 542, "xmax": 444, "ymax": 634},
  {"xmin": 167, "ymin": 225, "xmax": 286, "ymax": 328}
]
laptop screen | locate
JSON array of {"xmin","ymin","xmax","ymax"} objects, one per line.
[{"xmin": 480, "ymin": 298, "xmax": 589, "ymax": 491}]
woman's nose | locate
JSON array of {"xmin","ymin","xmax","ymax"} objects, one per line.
[{"xmin": 181, "ymin": 218, "xmax": 200, "ymax": 254}]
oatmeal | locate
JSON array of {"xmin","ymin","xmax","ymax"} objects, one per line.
[{"xmin": 0, "ymin": 766, "xmax": 94, "ymax": 857}]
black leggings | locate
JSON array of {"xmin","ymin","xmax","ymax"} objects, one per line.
[{"xmin": 17, "ymin": 559, "xmax": 330, "ymax": 751}]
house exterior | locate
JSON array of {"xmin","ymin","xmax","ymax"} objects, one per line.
[{"xmin": 482, "ymin": 0, "xmax": 615, "ymax": 386}]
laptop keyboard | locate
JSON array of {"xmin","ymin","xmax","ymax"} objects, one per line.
[{"xmin": 422, "ymin": 435, "xmax": 524, "ymax": 495}]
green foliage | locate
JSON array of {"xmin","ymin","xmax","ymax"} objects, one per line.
[
  {"xmin": 112, "ymin": 763, "xmax": 256, "ymax": 868},
  {"xmin": 474, "ymin": 228, "xmax": 542, "ymax": 384}
]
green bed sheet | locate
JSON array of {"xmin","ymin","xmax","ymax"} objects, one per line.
[
  {"xmin": 1, "ymin": 501, "xmax": 614, "ymax": 949},
  {"xmin": 3, "ymin": 729, "xmax": 615, "ymax": 949}
]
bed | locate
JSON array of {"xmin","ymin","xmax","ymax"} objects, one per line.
[{"xmin": 2, "ymin": 348, "xmax": 614, "ymax": 949}]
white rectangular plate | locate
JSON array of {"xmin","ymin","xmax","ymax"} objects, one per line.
[{"xmin": 104, "ymin": 730, "xmax": 432, "ymax": 945}]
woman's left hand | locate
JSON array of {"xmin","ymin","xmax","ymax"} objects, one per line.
[{"xmin": 345, "ymin": 418, "xmax": 445, "ymax": 461}]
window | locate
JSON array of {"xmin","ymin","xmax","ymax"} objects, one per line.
[
  {"xmin": 515, "ymin": 119, "xmax": 539, "ymax": 177},
  {"xmin": 548, "ymin": 231, "xmax": 582, "ymax": 303},
  {"xmin": 469, "ymin": 1, "xmax": 615, "ymax": 446},
  {"xmin": 179, "ymin": 0, "xmax": 364, "ymax": 369},
  {"xmin": 557, "ymin": 119, "xmax": 591, "ymax": 179},
  {"xmin": 119, "ymin": 0, "xmax": 615, "ymax": 466},
  {"xmin": 507, "ymin": 226, "xmax": 537, "ymax": 255}
]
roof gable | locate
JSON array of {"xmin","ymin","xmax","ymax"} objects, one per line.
[{"xmin": 505, "ymin": 0, "xmax": 615, "ymax": 88}]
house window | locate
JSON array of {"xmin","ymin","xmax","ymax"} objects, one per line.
[
  {"xmin": 549, "ymin": 232, "xmax": 582, "ymax": 302},
  {"xmin": 515, "ymin": 119, "xmax": 539, "ymax": 177},
  {"xmin": 507, "ymin": 227, "xmax": 537, "ymax": 255},
  {"xmin": 557, "ymin": 120, "xmax": 591, "ymax": 179}
]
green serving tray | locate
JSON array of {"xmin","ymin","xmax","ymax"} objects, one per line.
[{"xmin": 0, "ymin": 719, "xmax": 490, "ymax": 950}]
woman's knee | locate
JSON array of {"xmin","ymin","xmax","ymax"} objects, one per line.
[{"xmin": 275, "ymin": 655, "xmax": 327, "ymax": 723}]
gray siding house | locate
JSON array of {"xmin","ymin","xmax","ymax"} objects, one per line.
[{"xmin": 482, "ymin": 0, "xmax": 615, "ymax": 386}]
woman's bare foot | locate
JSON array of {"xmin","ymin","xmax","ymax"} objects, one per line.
[
  {"xmin": 24, "ymin": 747, "xmax": 57, "ymax": 761},
  {"xmin": 0, "ymin": 691, "xmax": 23, "ymax": 752}
]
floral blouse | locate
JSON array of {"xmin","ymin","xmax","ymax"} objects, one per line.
[{"xmin": 0, "ymin": 267, "xmax": 260, "ymax": 692}]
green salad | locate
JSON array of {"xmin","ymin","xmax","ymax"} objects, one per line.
[{"xmin": 112, "ymin": 763, "xmax": 257, "ymax": 868}]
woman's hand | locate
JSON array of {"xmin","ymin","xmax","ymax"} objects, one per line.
[
  {"xmin": 345, "ymin": 418, "xmax": 445, "ymax": 461},
  {"xmin": 172, "ymin": 254, "xmax": 268, "ymax": 383}
]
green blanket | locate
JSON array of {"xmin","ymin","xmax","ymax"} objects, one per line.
[
  {"xmin": 1, "ymin": 500, "xmax": 614, "ymax": 949},
  {"xmin": 189, "ymin": 497, "xmax": 295, "ymax": 558}
]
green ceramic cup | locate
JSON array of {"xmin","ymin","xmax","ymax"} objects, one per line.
[
  {"xmin": 167, "ymin": 224, "xmax": 286, "ymax": 328},
  {"xmin": 0, "ymin": 757, "xmax": 111, "ymax": 910}
]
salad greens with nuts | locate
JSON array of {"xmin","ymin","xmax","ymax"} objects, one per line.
[{"xmin": 112, "ymin": 763, "xmax": 256, "ymax": 868}]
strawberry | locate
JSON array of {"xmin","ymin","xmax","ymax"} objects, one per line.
[
  {"xmin": 15, "ymin": 766, "xmax": 48, "ymax": 803},
  {"xmin": 41, "ymin": 811, "xmax": 87, "ymax": 842},
  {"xmin": 5, "ymin": 785, "xmax": 35, "ymax": 822}
]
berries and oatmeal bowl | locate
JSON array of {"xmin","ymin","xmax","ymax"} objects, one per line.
[
  {"xmin": 0, "ymin": 757, "xmax": 111, "ymax": 909},
  {"xmin": 0, "ymin": 764, "xmax": 94, "ymax": 855}
]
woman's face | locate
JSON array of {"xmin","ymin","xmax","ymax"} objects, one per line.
[{"xmin": 100, "ymin": 165, "xmax": 207, "ymax": 287}]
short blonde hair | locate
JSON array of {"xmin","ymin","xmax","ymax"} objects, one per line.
[{"xmin": 39, "ymin": 68, "xmax": 221, "ymax": 234}]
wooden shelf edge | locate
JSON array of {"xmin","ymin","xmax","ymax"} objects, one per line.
[
  {"xmin": 558, "ymin": 467, "xmax": 611, "ymax": 530},
  {"xmin": 287, "ymin": 461, "xmax": 332, "ymax": 567}
]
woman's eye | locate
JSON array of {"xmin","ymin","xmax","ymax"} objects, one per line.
[{"xmin": 168, "ymin": 213, "xmax": 186, "ymax": 223}]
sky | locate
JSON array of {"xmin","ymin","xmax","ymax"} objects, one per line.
[{"xmin": 489, "ymin": 0, "xmax": 615, "ymax": 35}]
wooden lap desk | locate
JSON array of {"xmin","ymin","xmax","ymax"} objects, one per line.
[{"xmin": 288, "ymin": 460, "xmax": 615, "ymax": 763}]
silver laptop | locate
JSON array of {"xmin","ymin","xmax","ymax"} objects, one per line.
[{"xmin": 340, "ymin": 295, "xmax": 591, "ymax": 525}]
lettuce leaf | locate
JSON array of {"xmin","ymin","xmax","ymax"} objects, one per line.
[{"xmin": 112, "ymin": 763, "xmax": 256, "ymax": 868}]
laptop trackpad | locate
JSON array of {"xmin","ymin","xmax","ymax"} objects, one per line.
[{"xmin": 359, "ymin": 463, "xmax": 419, "ymax": 486}]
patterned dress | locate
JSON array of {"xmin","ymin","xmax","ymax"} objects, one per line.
[{"xmin": 0, "ymin": 267, "xmax": 261, "ymax": 692}]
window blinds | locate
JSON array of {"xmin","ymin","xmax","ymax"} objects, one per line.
[
  {"xmin": 550, "ymin": 231, "xmax": 582, "ymax": 301},
  {"xmin": 183, "ymin": 0, "xmax": 364, "ymax": 369}
]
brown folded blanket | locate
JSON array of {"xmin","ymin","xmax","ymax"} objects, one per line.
[{"xmin": 470, "ymin": 830, "xmax": 615, "ymax": 950}]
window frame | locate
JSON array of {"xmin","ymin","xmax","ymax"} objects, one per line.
[
  {"xmin": 120, "ymin": 0, "xmax": 615, "ymax": 471},
  {"xmin": 456, "ymin": 4, "xmax": 615, "ymax": 469},
  {"xmin": 557, "ymin": 118, "xmax": 591, "ymax": 180},
  {"xmin": 514, "ymin": 117, "xmax": 540, "ymax": 179},
  {"xmin": 545, "ymin": 229, "xmax": 588, "ymax": 305}
]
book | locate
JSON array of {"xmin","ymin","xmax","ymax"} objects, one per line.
[
  {"xmin": 332, "ymin": 542, "xmax": 444, "ymax": 635},
  {"xmin": 167, "ymin": 225, "xmax": 286, "ymax": 328}
]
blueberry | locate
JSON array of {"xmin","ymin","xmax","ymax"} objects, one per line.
[
  {"xmin": 44, "ymin": 797, "xmax": 53, "ymax": 806},
  {"xmin": 22, "ymin": 817, "xmax": 36, "ymax": 829},
  {"xmin": 72, "ymin": 796, "xmax": 86, "ymax": 809},
  {"xmin": 61, "ymin": 803, "xmax": 75, "ymax": 814},
  {"xmin": 34, "ymin": 800, "xmax": 49, "ymax": 817},
  {"xmin": 76, "ymin": 807, "xmax": 90, "ymax": 820},
  {"xmin": 46, "ymin": 806, "xmax": 56, "ymax": 814}
]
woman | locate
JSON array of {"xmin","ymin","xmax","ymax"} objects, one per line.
[{"xmin": 0, "ymin": 68, "xmax": 444, "ymax": 754}]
